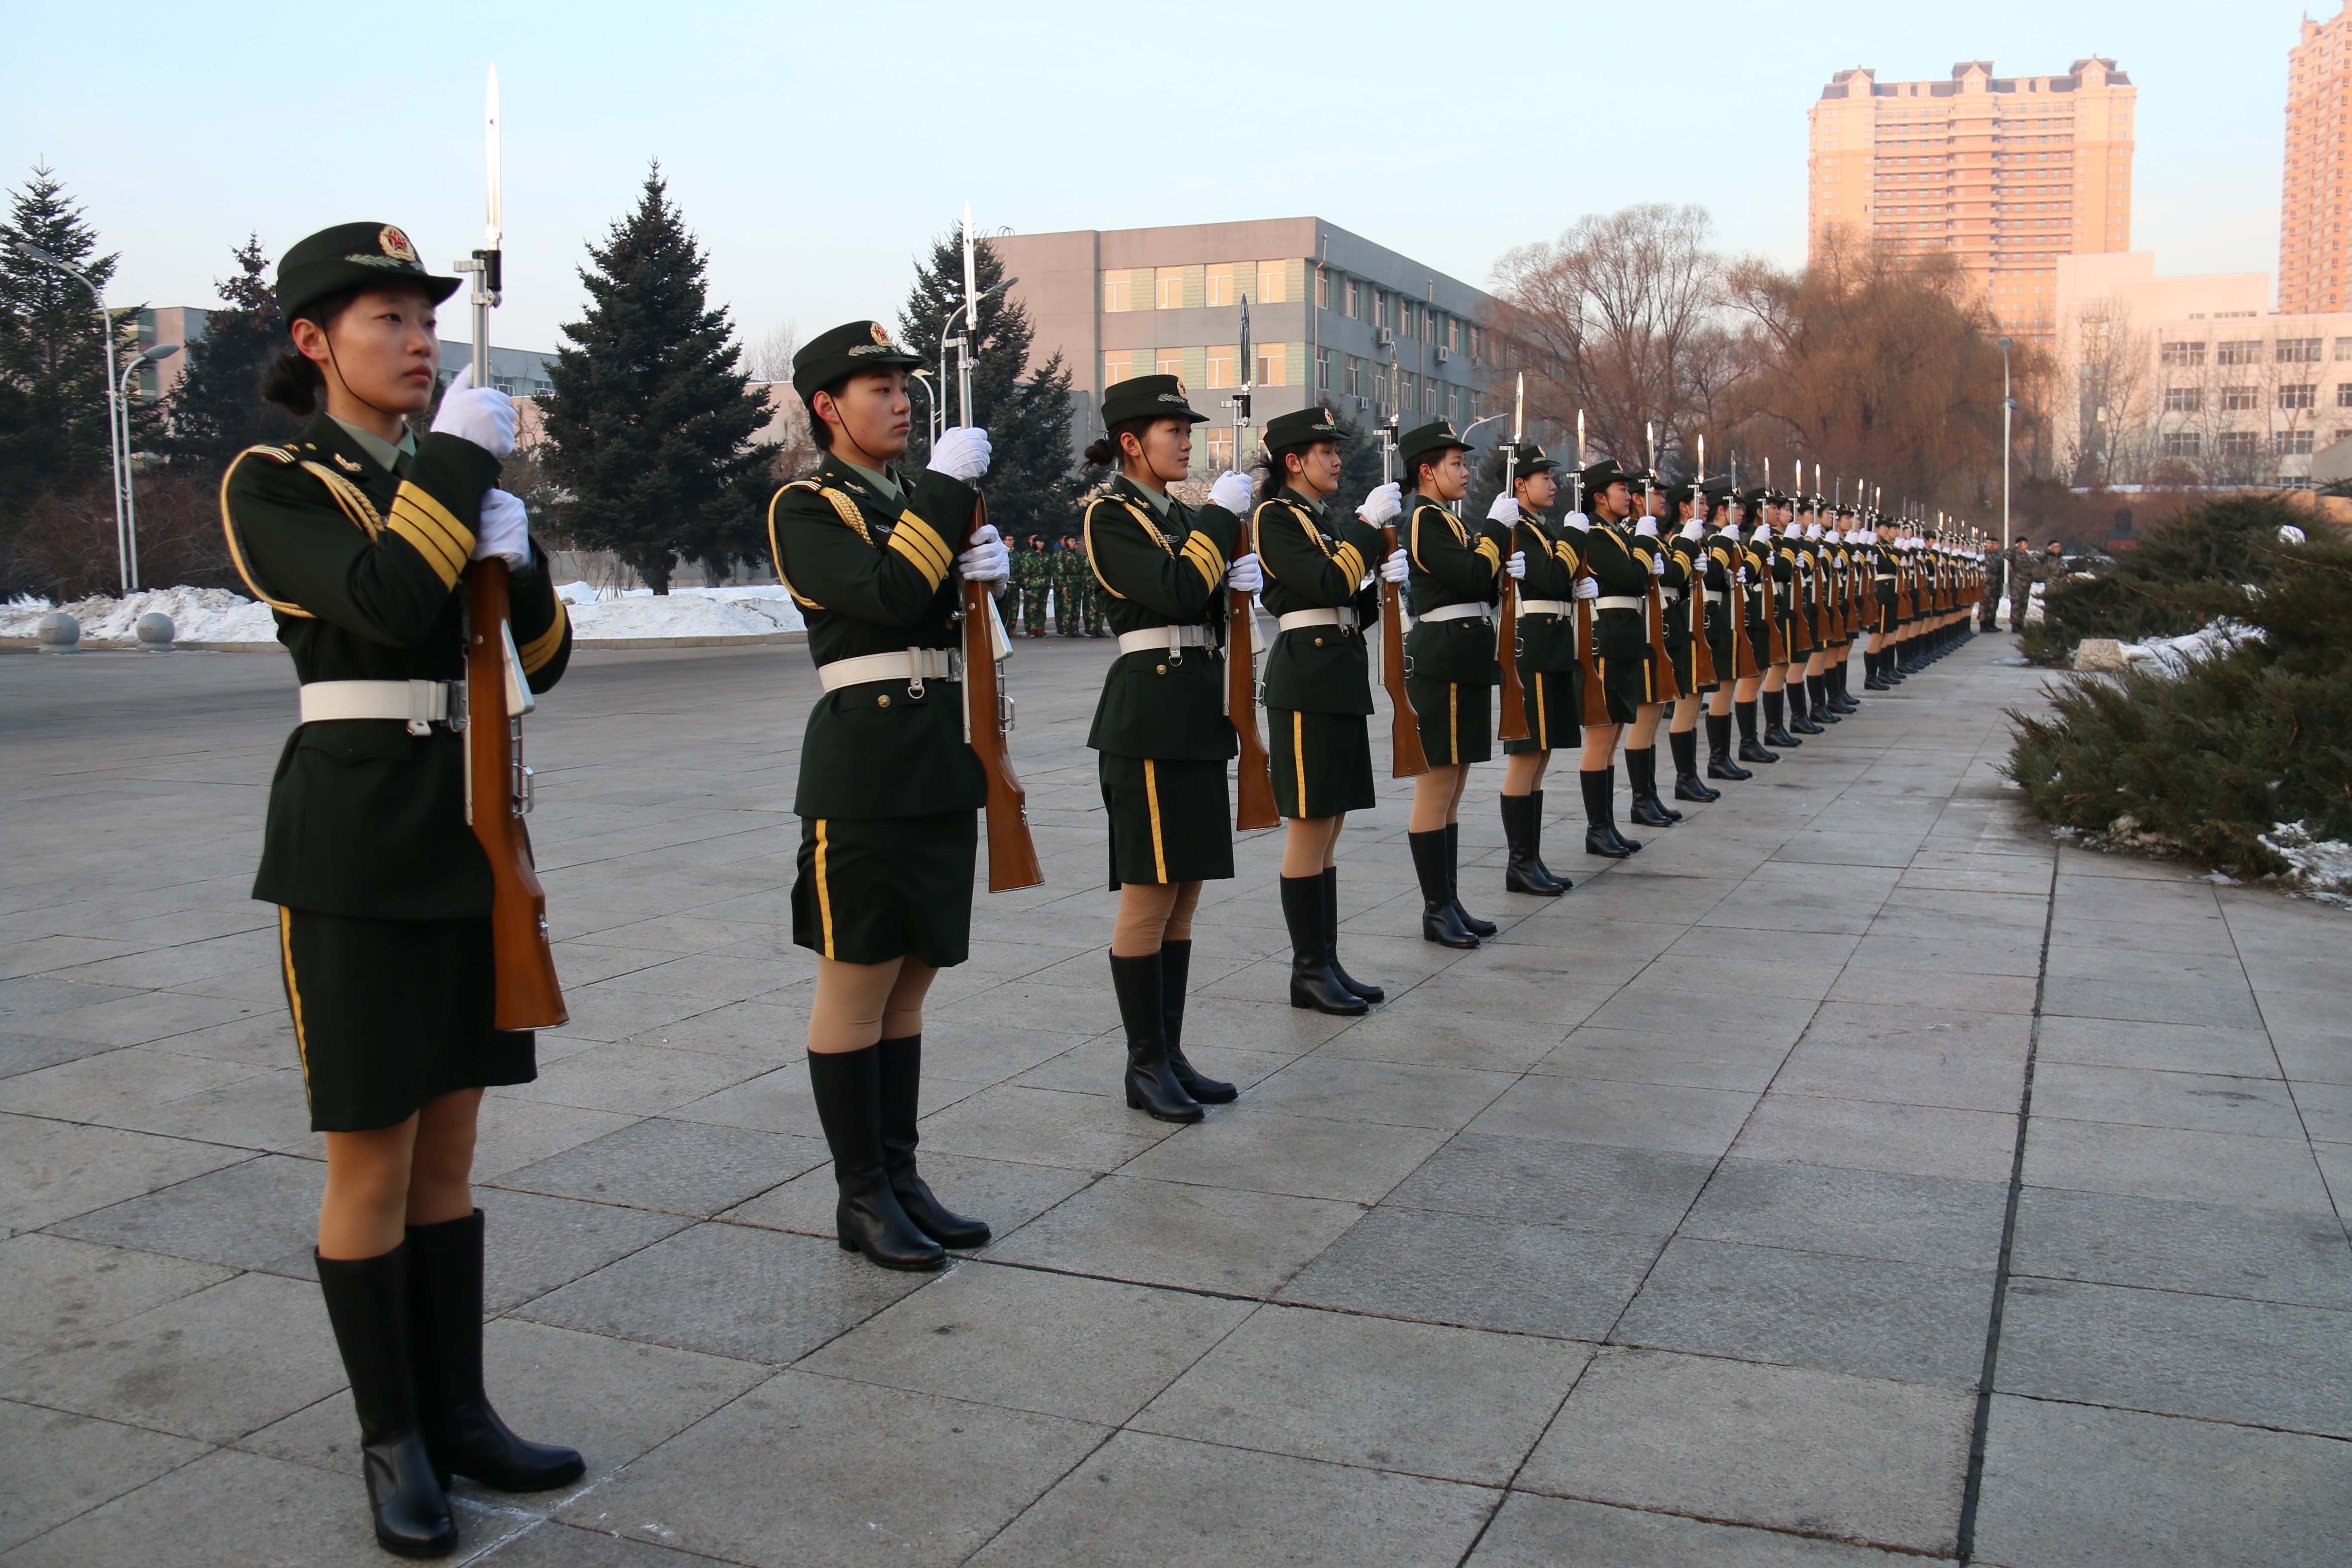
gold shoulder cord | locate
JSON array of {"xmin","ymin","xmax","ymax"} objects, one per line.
[
  {"xmin": 770, "ymin": 478, "xmax": 910, "ymax": 610},
  {"xmin": 216, "ymin": 444, "xmax": 386, "ymax": 618},
  {"xmin": 1085, "ymin": 494, "xmax": 1177, "ymax": 601}
]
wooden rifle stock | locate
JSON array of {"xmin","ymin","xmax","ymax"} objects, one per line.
[
  {"xmin": 1229, "ymin": 505, "xmax": 1279, "ymax": 830},
  {"xmin": 1574, "ymin": 570, "xmax": 1609, "ymax": 725},
  {"xmin": 1642, "ymin": 534, "xmax": 1680, "ymax": 703},
  {"xmin": 464, "ymin": 560, "xmax": 566, "ymax": 1031},
  {"xmin": 1762, "ymin": 548, "xmax": 1786, "ymax": 667},
  {"xmin": 1689, "ymin": 545, "xmax": 1718, "ymax": 690},
  {"xmin": 962, "ymin": 496, "xmax": 1044, "ymax": 891},
  {"xmin": 1496, "ymin": 531, "xmax": 1528, "ymax": 741},
  {"xmin": 1378, "ymin": 522, "xmax": 1429, "ymax": 778}
]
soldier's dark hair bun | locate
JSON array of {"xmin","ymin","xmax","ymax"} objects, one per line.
[
  {"xmin": 1084, "ymin": 416, "xmax": 1159, "ymax": 472},
  {"xmin": 259, "ymin": 287, "xmax": 364, "ymax": 416}
]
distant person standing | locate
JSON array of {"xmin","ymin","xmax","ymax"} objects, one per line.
[
  {"xmin": 1981, "ymin": 539, "xmax": 2004, "ymax": 631},
  {"xmin": 2007, "ymin": 539, "xmax": 2034, "ymax": 633}
]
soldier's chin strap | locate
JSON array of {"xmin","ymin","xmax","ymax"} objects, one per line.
[
  {"xmin": 818, "ymin": 392, "xmax": 898, "ymax": 478},
  {"xmin": 321, "ymin": 331, "xmax": 415, "ymax": 429}
]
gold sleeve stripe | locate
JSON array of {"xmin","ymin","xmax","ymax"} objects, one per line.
[
  {"xmin": 1332, "ymin": 541, "xmax": 1366, "ymax": 584},
  {"xmin": 1475, "ymin": 536, "xmax": 1502, "ymax": 567},
  {"xmin": 1180, "ymin": 532, "xmax": 1225, "ymax": 590},
  {"xmin": 217, "ymin": 448, "xmax": 314, "ymax": 618},
  {"xmin": 518, "ymin": 598, "xmax": 568, "ymax": 674},
  {"xmin": 886, "ymin": 514, "xmax": 953, "ymax": 589},
  {"xmin": 387, "ymin": 492, "xmax": 470, "ymax": 588}
]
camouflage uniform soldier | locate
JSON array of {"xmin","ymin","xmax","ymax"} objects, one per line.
[
  {"xmin": 1019, "ymin": 536, "xmax": 1049, "ymax": 636},
  {"xmin": 1055, "ymin": 534, "xmax": 1087, "ymax": 636}
]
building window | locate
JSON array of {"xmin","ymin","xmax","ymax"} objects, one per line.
[
  {"xmin": 1315, "ymin": 346, "xmax": 1331, "ymax": 392},
  {"xmin": 2220, "ymin": 431, "xmax": 2260, "ymax": 458},
  {"xmin": 1102, "ymin": 273, "xmax": 1133, "ymax": 312},
  {"xmin": 1156, "ymin": 347, "xmax": 1185, "ymax": 380},
  {"xmin": 2223, "ymin": 386, "xmax": 2260, "ymax": 411},
  {"xmin": 1203, "ymin": 429, "xmax": 1234, "ymax": 472},
  {"xmin": 1102, "ymin": 352, "xmax": 1135, "ymax": 387},
  {"xmin": 2164, "ymin": 386, "xmax": 2201, "ymax": 413},
  {"xmin": 1469, "ymin": 325, "xmax": 1484, "ymax": 363},
  {"xmin": 2338, "ymin": 383, "xmax": 2352, "ymax": 407},
  {"xmin": 1344, "ymin": 278, "xmax": 1361, "ymax": 319},
  {"xmin": 2278, "ymin": 337, "xmax": 2323, "ymax": 363},
  {"xmin": 1446, "ymin": 318, "xmax": 1460, "ymax": 352},
  {"xmin": 1204, "ymin": 263, "xmax": 1234, "ymax": 309},
  {"xmin": 1315, "ymin": 271, "xmax": 1329, "ymax": 310},
  {"xmin": 1205, "ymin": 345, "xmax": 1237, "ymax": 389},
  {"xmin": 2282, "ymin": 383, "xmax": 2317, "ymax": 410},
  {"xmin": 2217, "ymin": 340, "xmax": 2259, "ymax": 366},
  {"xmin": 1257, "ymin": 343, "xmax": 1287, "ymax": 386},
  {"xmin": 2159, "ymin": 340, "xmax": 2206, "ymax": 367},
  {"xmin": 2335, "ymin": 337, "xmax": 2352, "ymax": 361},
  {"xmin": 2161, "ymin": 431, "xmax": 2202, "ymax": 457},
  {"xmin": 1446, "ymin": 385, "xmax": 1460, "ymax": 420},
  {"xmin": 1257, "ymin": 262, "xmax": 1286, "ymax": 304},
  {"xmin": 2276, "ymin": 428, "xmax": 2315, "ymax": 455},
  {"xmin": 1344, "ymin": 354, "xmax": 1364, "ymax": 398},
  {"xmin": 1155, "ymin": 267, "xmax": 1185, "ymax": 310}
]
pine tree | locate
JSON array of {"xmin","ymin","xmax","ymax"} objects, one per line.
[
  {"xmin": 539, "ymin": 165, "xmax": 768, "ymax": 593},
  {"xmin": 0, "ymin": 165, "xmax": 145, "ymax": 556},
  {"xmin": 161, "ymin": 235, "xmax": 298, "ymax": 473},
  {"xmin": 893, "ymin": 229, "xmax": 1078, "ymax": 539}
]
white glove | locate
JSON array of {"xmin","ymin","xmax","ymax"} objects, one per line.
[
  {"xmin": 1379, "ymin": 548, "xmax": 1410, "ymax": 584},
  {"xmin": 1634, "ymin": 516, "xmax": 1659, "ymax": 538},
  {"xmin": 1225, "ymin": 552, "xmax": 1263, "ymax": 594},
  {"xmin": 1208, "ymin": 470, "xmax": 1253, "ymax": 514},
  {"xmin": 1486, "ymin": 494, "xmax": 1519, "ymax": 525},
  {"xmin": 1806, "ymin": 523, "xmax": 1823, "ymax": 541},
  {"xmin": 956, "ymin": 521, "xmax": 1010, "ymax": 585},
  {"xmin": 1753, "ymin": 523, "xmax": 1772, "ymax": 541},
  {"xmin": 1680, "ymin": 518, "xmax": 1703, "ymax": 541},
  {"xmin": 1573, "ymin": 576, "xmax": 1600, "ymax": 600},
  {"xmin": 1505, "ymin": 551, "xmax": 1527, "ymax": 580},
  {"xmin": 430, "ymin": 364, "xmax": 516, "ymax": 460},
  {"xmin": 1736, "ymin": 567, "xmax": 1749, "ymax": 585},
  {"xmin": 1649, "ymin": 552, "xmax": 1666, "ymax": 577},
  {"xmin": 1358, "ymin": 482, "xmax": 1403, "ymax": 527},
  {"xmin": 471, "ymin": 487, "xmax": 530, "ymax": 569},
  {"xmin": 1563, "ymin": 511, "xmax": 1591, "ymax": 533},
  {"xmin": 929, "ymin": 426, "xmax": 992, "ymax": 483}
]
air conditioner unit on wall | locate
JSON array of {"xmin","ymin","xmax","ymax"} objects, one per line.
[
  {"xmin": 1435, "ymin": 346, "xmax": 1451, "ymax": 364},
  {"xmin": 1375, "ymin": 328, "xmax": 1394, "ymax": 348}
]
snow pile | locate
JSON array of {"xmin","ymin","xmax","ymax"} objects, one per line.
[
  {"xmin": 2116, "ymin": 619, "xmax": 2262, "ymax": 679},
  {"xmin": 556, "ymin": 582, "xmax": 804, "ymax": 640},
  {"xmin": 2259, "ymin": 821, "xmax": 2352, "ymax": 906},
  {"xmin": 0, "ymin": 587, "xmax": 278, "ymax": 644}
]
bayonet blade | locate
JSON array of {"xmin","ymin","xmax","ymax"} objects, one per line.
[{"xmin": 484, "ymin": 64, "xmax": 502, "ymax": 245}]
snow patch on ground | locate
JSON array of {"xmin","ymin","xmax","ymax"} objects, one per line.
[
  {"xmin": 556, "ymin": 582, "xmax": 804, "ymax": 639},
  {"xmin": 0, "ymin": 587, "xmax": 277, "ymax": 643},
  {"xmin": 2260, "ymin": 821, "xmax": 2352, "ymax": 906},
  {"xmin": 2116, "ymin": 619, "xmax": 2262, "ymax": 678}
]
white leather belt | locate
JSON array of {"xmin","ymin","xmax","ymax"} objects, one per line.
[
  {"xmin": 1876, "ymin": 574, "xmax": 1898, "ymax": 581},
  {"xmin": 1418, "ymin": 602, "xmax": 1491, "ymax": 624},
  {"xmin": 300, "ymin": 679, "xmax": 458, "ymax": 735},
  {"xmin": 1278, "ymin": 607, "xmax": 1360, "ymax": 632},
  {"xmin": 1518, "ymin": 599, "xmax": 1571, "ymax": 617},
  {"xmin": 1660, "ymin": 587, "xmax": 1681, "ymax": 603},
  {"xmin": 1117, "ymin": 625, "xmax": 1215, "ymax": 655},
  {"xmin": 818, "ymin": 648, "xmax": 961, "ymax": 692},
  {"xmin": 1703, "ymin": 589, "xmax": 1726, "ymax": 603},
  {"xmin": 1595, "ymin": 596, "xmax": 1643, "ymax": 611}
]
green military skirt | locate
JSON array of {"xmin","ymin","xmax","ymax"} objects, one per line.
[
  {"xmin": 1661, "ymin": 598, "xmax": 1702, "ymax": 697},
  {"xmin": 1406, "ymin": 672, "xmax": 1491, "ymax": 767},
  {"xmin": 1268, "ymin": 707, "xmax": 1376, "ymax": 820},
  {"xmin": 1502, "ymin": 662, "xmax": 1582, "ymax": 755},
  {"xmin": 1591, "ymin": 651, "xmax": 1655, "ymax": 725},
  {"xmin": 1704, "ymin": 602, "xmax": 1742, "ymax": 686},
  {"xmin": 277, "ymin": 908, "xmax": 534, "ymax": 1133},
  {"xmin": 793, "ymin": 810, "xmax": 975, "ymax": 968},
  {"xmin": 1100, "ymin": 754, "xmax": 1234, "ymax": 888}
]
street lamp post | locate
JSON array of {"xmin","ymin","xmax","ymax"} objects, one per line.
[
  {"xmin": 1997, "ymin": 335, "xmax": 2014, "ymax": 557},
  {"xmin": 117, "ymin": 343, "xmax": 181, "ymax": 593},
  {"xmin": 13, "ymin": 241, "xmax": 128, "ymax": 591},
  {"xmin": 933, "ymin": 276, "xmax": 1015, "ymax": 449}
]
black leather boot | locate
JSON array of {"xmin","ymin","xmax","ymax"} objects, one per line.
[
  {"xmin": 1501, "ymin": 793, "xmax": 1566, "ymax": 895},
  {"xmin": 1829, "ymin": 664, "xmax": 1859, "ymax": 712},
  {"xmin": 1158, "ymin": 941, "xmax": 1235, "ymax": 1104},
  {"xmin": 1111, "ymin": 951, "xmax": 1202, "ymax": 1121},
  {"xmin": 1736, "ymin": 700, "xmax": 1780, "ymax": 763},
  {"xmin": 1706, "ymin": 713, "xmax": 1752, "ymax": 780},
  {"xmin": 407, "ymin": 1211, "xmax": 586, "ymax": 1497},
  {"xmin": 808, "ymin": 1046, "xmax": 945, "ymax": 1269},
  {"xmin": 1864, "ymin": 649, "xmax": 1893, "ymax": 691},
  {"xmin": 876, "ymin": 1036, "xmax": 991, "ymax": 1246},
  {"xmin": 1763, "ymin": 689, "xmax": 1802, "ymax": 748},
  {"xmin": 316, "ymin": 1244, "xmax": 458, "ymax": 1558},
  {"xmin": 1411, "ymin": 829, "xmax": 1480, "ymax": 946},
  {"xmin": 1580, "ymin": 768, "xmax": 1637, "ymax": 858},
  {"xmin": 1321, "ymin": 867, "xmax": 1383, "ymax": 1003},
  {"xmin": 1445, "ymin": 823, "xmax": 1498, "ymax": 938},
  {"xmin": 1625, "ymin": 748, "xmax": 1679, "ymax": 825},
  {"xmin": 1284, "ymin": 873, "xmax": 1368, "ymax": 1012},
  {"xmin": 1785, "ymin": 681, "xmax": 1824, "ymax": 735},
  {"xmin": 1670, "ymin": 728, "xmax": 1719, "ymax": 800},
  {"xmin": 1807, "ymin": 675, "xmax": 1840, "ymax": 722},
  {"xmin": 1525, "ymin": 790, "xmax": 1570, "ymax": 891}
]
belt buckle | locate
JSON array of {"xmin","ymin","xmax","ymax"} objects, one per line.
[{"xmin": 907, "ymin": 650, "xmax": 926, "ymax": 700}]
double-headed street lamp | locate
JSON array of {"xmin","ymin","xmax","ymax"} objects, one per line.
[
  {"xmin": 13, "ymin": 240, "xmax": 135, "ymax": 591},
  {"xmin": 117, "ymin": 343, "xmax": 180, "ymax": 592},
  {"xmin": 934, "ymin": 276, "xmax": 1014, "ymax": 449},
  {"xmin": 1997, "ymin": 335, "xmax": 2015, "ymax": 557}
]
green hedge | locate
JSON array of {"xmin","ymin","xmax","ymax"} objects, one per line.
[{"xmin": 2018, "ymin": 496, "xmax": 2303, "ymax": 667}]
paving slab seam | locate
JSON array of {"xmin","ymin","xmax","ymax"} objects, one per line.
[
  {"xmin": 1953, "ymin": 848, "xmax": 2060, "ymax": 1565},
  {"xmin": 1978, "ymin": 1387, "xmax": 2352, "ymax": 1444},
  {"xmin": 1493, "ymin": 1490, "xmax": 1966, "ymax": 1562},
  {"xmin": 2215, "ymin": 892, "xmax": 2352, "ymax": 1234},
  {"xmin": 2004, "ymin": 1265, "xmax": 2352, "ymax": 1312}
]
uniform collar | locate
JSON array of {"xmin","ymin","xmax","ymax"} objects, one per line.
[
  {"xmin": 1112, "ymin": 473, "xmax": 1174, "ymax": 516},
  {"xmin": 1279, "ymin": 484, "xmax": 1330, "ymax": 521},
  {"xmin": 325, "ymin": 413, "xmax": 415, "ymax": 475},
  {"xmin": 825, "ymin": 453, "xmax": 902, "ymax": 502}
]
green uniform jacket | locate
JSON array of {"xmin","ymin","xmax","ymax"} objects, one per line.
[
  {"xmin": 1082, "ymin": 476, "xmax": 1241, "ymax": 761},
  {"xmin": 1257, "ymin": 485, "xmax": 1383, "ymax": 716},
  {"xmin": 1510, "ymin": 507, "xmax": 1582, "ymax": 672},
  {"xmin": 767, "ymin": 454, "xmax": 986, "ymax": 820},
  {"xmin": 1403, "ymin": 497, "xmax": 1504, "ymax": 684},
  {"xmin": 1663, "ymin": 526, "xmax": 1704, "ymax": 653},
  {"xmin": 1872, "ymin": 542, "xmax": 1901, "ymax": 608},
  {"xmin": 221, "ymin": 414, "xmax": 571, "ymax": 920},
  {"xmin": 1581, "ymin": 521, "xmax": 1654, "ymax": 663}
]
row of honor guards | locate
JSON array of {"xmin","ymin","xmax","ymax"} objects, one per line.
[{"xmin": 217, "ymin": 222, "xmax": 1986, "ymax": 1557}]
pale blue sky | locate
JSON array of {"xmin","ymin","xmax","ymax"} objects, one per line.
[{"xmin": 2, "ymin": 0, "xmax": 2317, "ymax": 353}]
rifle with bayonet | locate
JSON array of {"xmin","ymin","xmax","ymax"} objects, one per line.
[
  {"xmin": 1377, "ymin": 404, "xmax": 1430, "ymax": 777},
  {"xmin": 1571, "ymin": 409, "xmax": 1609, "ymax": 725},
  {"xmin": 1640, "ymin": 421, "xmax": 1679, "ymax": 702},
  {"xmin": 1495, "ymin": 374, "xmax": 1528, "ymax": 742},
  {"xmin": 1688, "ymin": 434, "xmax": 1717, "ymax": 690},
  {"xmin": 1228, "ymin": 297, "xmax": 1278, "ymax": 829}
]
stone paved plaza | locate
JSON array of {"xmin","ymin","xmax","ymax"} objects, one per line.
[{"xmin": 3, "ymin": 631, "xmax": 2347, "ymax": 1567}]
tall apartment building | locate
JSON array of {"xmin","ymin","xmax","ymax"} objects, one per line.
[
  {"xmin": 1808, "ymin": 58, "xmax": 2136, "ymax": 343},
  {"xmin": 990, "ymin": 218, "xmax": 1495, "ymax": 472},
  {"xmin": 2281, "ymin": 3, "xmax": 2352, "ymax": 314}
]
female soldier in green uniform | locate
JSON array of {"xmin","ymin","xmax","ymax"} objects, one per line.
[
  {"xmin": 1700, "ymin": 487, "xmax": 1758, "ymax": 780},
  {"xmin": 765, "ymin": 320, "xmax": 1008, "ymax": 1273},
  {"xmin": 1255, "ymin": 406, "xmax": 1407, "ymax": 1014},
  {"xmin": 1660, "ymin": 484, "xmax": 1721, "ymax": 804},
  {"xmin": 222, "ymin": 222, "xmax": 581, "ymax": 1557},
  {"xmin": 1399, "ymin": 420, "xmax": 1522, "ymax": 946},
  {"xmin": 1077, "ymin": 375, "xmax": 1254, "ymax": 1121},
  {"xmin": 1619, "ymin": 479, "xmax": 1683, "ymax": 829},
  {"xmin": 1573, "ymin": 459, "xmax": 1662, "ymax": 857},
  {"xmin": 1493, "ymin": 446, "xmax": 1574, "ymax": 896}
]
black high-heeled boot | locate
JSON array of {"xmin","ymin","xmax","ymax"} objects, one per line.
[
  {"xmin": 1736, "ymin": 700, "xmax": 1780, "ymax": 763},
  {"xmin": 1284, "ymin": 873, "xmax": 1368, "ymax": 1013},
  {"xmin": 876, "ymin": 1036, "xmax": 992, "ymax": 1246},
  {"xmin": 1525, "ymin": 790, "xmax": 1570, "ymax": 890},
  {"xmin": 1707, "ymin": 712, "xmax": 1752, "ymax": 779},
  {"xmin": 808, "ymin": 1045, "xmax": 945, "ymax": 1269},
  {"xmin": 1501, "ymin": 793, "xmax": 1566, "ymax": 895},
  {"xmin": 1158, "ymin": 941, "xmax": 1236, "ymax": 1103},
  {"xmin": 1111, "ymin": 951, "xmax": 1202, "ymax": 1121},
  {"xmin": 1806, "ymin": 674, "xmax": 1839, "ymax": 722},
  {"xmin": 1670, "ymin": 728, "xmax": 1719, "ymax": 800},
  {"xmin": 1864, "ymin": 649, "xmax": 1893, "ymax": 691},
  {"xmin": 407, "ymin": 1210, "xmax": 586, "ymax": 1497},
  {"xmin": 1580, "ymin": 768, "xmax": 1638, "ymax": 858},
  {"xmin": 1785, "ymin": 680, "xmax": 1824, "ymax": 735},
  {"xmin": 1625, "ymin": 748, "xmax": 1679, "ymax": 825},
  {"xmin": 316, "ymin": 1243, "xmax": 458, "ymax": 1558},
  {"xmin": 1321, "ymin": 867, "xmax": 1383, "ymax": 1003},
  {"xmin": 1763, "ymin": 689, "xmax": 1802, "ymax": 748},
  {"xmin": 1445, "ymin": 823, "xmax": 1498, "ymax": 938},
  {"xmin": 1411, "ymin": 829, "xmax": 1480, "ymax": 946}
]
